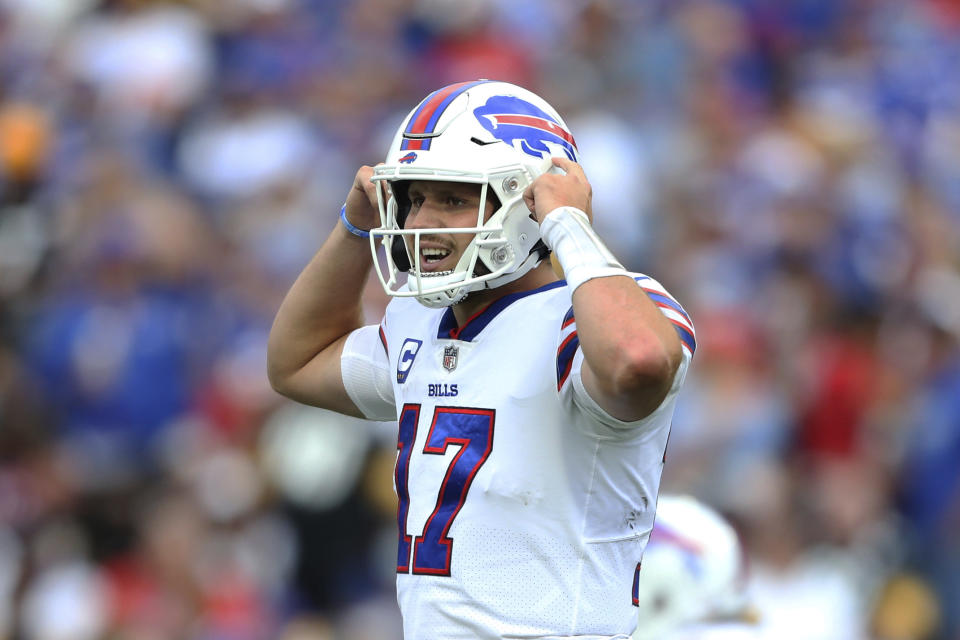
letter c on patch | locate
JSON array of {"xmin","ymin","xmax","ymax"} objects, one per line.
[{"xmin": 397, "ymin": 338, "xmax": 423, "ymax": 384}]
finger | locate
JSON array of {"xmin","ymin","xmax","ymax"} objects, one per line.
[
  {"xmin": 354, "ymin": 166, "xmax": 373, "ymax": 191},
  {"xmin": 357, "ymin": 167, "xmax": 380, "ymax": 196},
  {"xmin": 377, "ymin": 164, "xmax": 392, "ymax": 196},
  {"xmin": 346, "ymin": 166, "xmax": 380, "ymax": 212},
  {"xmin": 522, "ymin": 183, "xmax": 536, "ymax": 211},
  {"xmin": 551, "ymin": 156, "xmax": 582, "ymax": 176}
]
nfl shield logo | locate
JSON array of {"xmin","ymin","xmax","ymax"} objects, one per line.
[{"xmin": 442, "ymin": 345, "xmax": 459, "ymax": 372}]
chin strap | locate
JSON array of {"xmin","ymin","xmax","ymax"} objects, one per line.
[{"xmin": 539, "ymin": 206, "xmax": 627, "ymax": 292}]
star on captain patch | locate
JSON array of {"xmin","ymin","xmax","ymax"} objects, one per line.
[{"xmin": 442, "ymin": 344, "xmax": 459, "ymax": 372}]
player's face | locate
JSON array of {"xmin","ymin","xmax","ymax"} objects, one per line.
[{"xmin": 403, "ymin": 180, "xmax": 495, "ymax": 273}]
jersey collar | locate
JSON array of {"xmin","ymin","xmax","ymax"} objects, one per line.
[{"xmin": 437, "ymin": 280, "xmax": 567, "ymax": 342}]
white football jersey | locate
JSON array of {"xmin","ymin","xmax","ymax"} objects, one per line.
[
  {"xmin": 658, "ymin": 623, "xmax": 764, "ymax": 640},
  {"xmin": 343, "ymin": 275, "xmax": 695, "ymax": 640}
]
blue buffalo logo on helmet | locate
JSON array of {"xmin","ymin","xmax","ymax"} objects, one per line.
[
  {"xmin": 473, "ymin": 95, "xmax": 578, "ymax": 161},
  {"xmin": 399, "ymin": 151, "xmax": 418, "ymax": 164}
]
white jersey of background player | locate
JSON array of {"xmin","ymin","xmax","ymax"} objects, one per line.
[
  {"xmin": 633, "ymin": 496, "xmax": 761, "ymax": 640},
  {"xmin": 268, "ymin": 81, "xmax": 695, "ymax": 639}
]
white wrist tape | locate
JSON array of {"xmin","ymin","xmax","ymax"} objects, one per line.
[{"xmin": 539, "ymin": 206, "xmax": 628, "ymax": 293}]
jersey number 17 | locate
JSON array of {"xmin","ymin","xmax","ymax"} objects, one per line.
[{"xmin": 395, "ymin": 403, "xmax": 496, "ymax": 576}]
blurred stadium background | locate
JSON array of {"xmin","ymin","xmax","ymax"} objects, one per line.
[{"xmin": 0, "ymin": 0, "xmax": 958, "ymax": 638}]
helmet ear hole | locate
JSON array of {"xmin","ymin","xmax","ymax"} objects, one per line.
[
  {"xmin": 532, "ymin": 239, "xmax": 549, "ymax": 261},
  {"xmin": 484, "ymin": 189, "xmax": 502, "ymax": 218},
  {"xmin": 392, "ymin": 180, "xmax": 412, "ymax": 228},
  {"xmin": 388, "ymin": 180, "xmax": 412, "ymax": 271},
  {"xmin": 391, "ymin": 238, "xmax": 411, "ymax": 272}
]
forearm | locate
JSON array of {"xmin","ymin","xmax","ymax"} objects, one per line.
[{"xmin": 267, "ymin": 223, "xmax": 374, "ymax": 391}]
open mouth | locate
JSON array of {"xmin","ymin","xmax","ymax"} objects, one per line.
[{"xmin": 415, "ymin": 245, "xmax": 455, "ymax": 274}]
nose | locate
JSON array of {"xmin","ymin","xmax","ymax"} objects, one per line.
[{"xmin": 405, "ymin": 200, "xmax": 443, "ymax": 230}]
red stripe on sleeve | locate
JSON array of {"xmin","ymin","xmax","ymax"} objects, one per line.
[{"xmin": 556, "ymin": 330, "xmax": 579, "ymax": 391}]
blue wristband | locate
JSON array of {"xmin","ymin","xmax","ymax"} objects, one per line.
[{"xmin": 340, "ymin": 204, "xmax": 370, "ymax": 238}]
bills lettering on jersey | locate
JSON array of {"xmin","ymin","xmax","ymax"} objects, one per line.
[
  {"xmin": 428, "ymin": 383, "xmax": 458, "ymax": 397},
  {"xmin": 397, "ymin": 338, "xmax": 423, "ymax": 383}
]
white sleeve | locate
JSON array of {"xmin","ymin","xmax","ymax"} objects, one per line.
[{"xmin": 340, "ymin": 325, "xmax": 397, "ymax": 421}]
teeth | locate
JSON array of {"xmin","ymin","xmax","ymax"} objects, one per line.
[{"xmin": 421, "ymin": 248, "xmax": 451, "ymax": 263}]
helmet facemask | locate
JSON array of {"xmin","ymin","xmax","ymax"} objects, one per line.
[{"xmin": 370, "ymin": 164, "xmax": 546, "ymax": 308}]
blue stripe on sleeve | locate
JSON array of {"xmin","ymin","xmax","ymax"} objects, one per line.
[
  {"xmin": 645, "ymin": 291, "xmax": 692, "ymax": 324},
  {"xmin": 673, "ymin": 323, "xmax": 696, "ymax": 354}
]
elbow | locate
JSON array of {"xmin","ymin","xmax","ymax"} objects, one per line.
[
  {"xmin": 266, "ymin": 364, "xmax": 289, "ymax": 397},
  {"xmin": 268, "ymin": 367, "xmax": 304, "ymax": 402},
  {"xmin": 266, "ymin": 350, "xmax": 295, "ymax": 399},
  {"xmin": 266, "ymin": 330, "xmax": 304, "ymax": 399},
  {"xmin": 606, "ymin": 337, "xmax": 681, "ymax": 398}
]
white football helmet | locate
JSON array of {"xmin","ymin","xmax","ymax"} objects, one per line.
[
  {"xmin": 633, "ymin": 495, "xmax": 748, "ymax": 640},
  {"xmin": 368, "ymin": 80, "xmax": 580, "ymax": 308}
]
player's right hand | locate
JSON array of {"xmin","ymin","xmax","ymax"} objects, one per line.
[
  {"xmin": 522, "ymin": 157, "xmax": 594, "ymax": 225},
  {"xmin": 343, "ymin": 165, "xmax": 382, "ymax": 231}
]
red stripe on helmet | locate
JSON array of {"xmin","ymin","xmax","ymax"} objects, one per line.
[{"xmin": 405, "ymin": 81, "xmax": 476, "ymax": 136}]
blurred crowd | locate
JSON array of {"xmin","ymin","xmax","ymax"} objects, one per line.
[{"xmin": 0, "ymin": 0, "xmax": 958, "ymax": 638}]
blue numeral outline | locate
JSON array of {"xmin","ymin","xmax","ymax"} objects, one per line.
[
  {"xmin": 394, "ymin": 405, "xmax": 495, "ymax": 575},
  {"xmin": 395, "ymin": 404, "xmax": 420, "ymax": 573}
]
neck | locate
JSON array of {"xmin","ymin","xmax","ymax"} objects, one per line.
[{"xmin": 450, "ymin": 262, "xmax": 559, "ymax": 326}]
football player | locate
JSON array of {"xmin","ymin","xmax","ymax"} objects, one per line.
[
  {"xmin": 633, "ymin": 495, "xmax": 760, "ymax": 640},
  {"xmin": 268, "ymin": 80, "xmax": 696, "ymax": 639}
]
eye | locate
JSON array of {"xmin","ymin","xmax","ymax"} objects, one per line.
[
  {"xmin": 446, "ymin": 196, "xmax": 468, "ymax": 207},
  {"xmin": 410, "ymin": 195, "xmax": 425, "ymax": 208}
]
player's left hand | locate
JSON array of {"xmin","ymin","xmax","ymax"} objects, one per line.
[{"xmin": 523, "ymin": 157, "xmax": 593, "ymax": 224}]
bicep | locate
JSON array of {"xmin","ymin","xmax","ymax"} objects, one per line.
[
  {"xmin": 275, "ymin": 325, "xmax": 396, "ymax": 420},
  {"xmin": 271, "ymin": 333, "xmax": 365, "ymax": 417}
]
